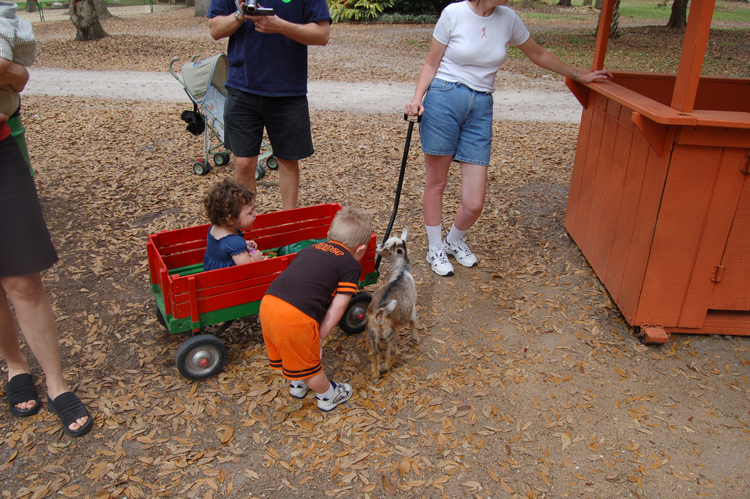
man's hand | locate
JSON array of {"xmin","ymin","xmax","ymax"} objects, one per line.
[{"xmin": 248, "ymin": 14, "xmax": 286, "ymax": 34}]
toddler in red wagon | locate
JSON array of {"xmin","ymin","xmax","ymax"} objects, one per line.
[
  {"xmin": 259, "ymin": 206, "xmax": 373, "ymax": 412},
  {"xmin": 203, "ymin": 179, "xmax": 265, "ymax": 271}
]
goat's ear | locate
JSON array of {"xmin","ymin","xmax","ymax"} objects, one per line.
[{"xmin": 400, "ymin": 226, "xmax": 409, "ymax": 242}]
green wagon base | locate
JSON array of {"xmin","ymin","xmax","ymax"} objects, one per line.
[{"xmin": 152, "ymin": 270, "xmax": 378, "ymax": 335}]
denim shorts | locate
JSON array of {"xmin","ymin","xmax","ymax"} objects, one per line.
[
  {"xmin": 419, "ymin": 79, "xmax": 494, "ymax": 166},
  {"xmin": 224, "ymin": 86, "xmax": 314, "ymax": 161}
]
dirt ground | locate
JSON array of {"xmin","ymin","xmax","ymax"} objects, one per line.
[{"xmin": 2, "ymin": 7, "xmax": 750, "ymax": 499}]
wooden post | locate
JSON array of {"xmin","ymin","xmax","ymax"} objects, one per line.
[
  {"xmin": 592, "ymin": 0, "xmax": 616, "ymax": 70},
  {"xmin": 671, "ymin": 0, "xmax": 716, "ymax": 113}
]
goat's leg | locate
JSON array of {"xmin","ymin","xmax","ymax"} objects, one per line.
[
  {"xmin": 367, "ymin": 330, "xmax": 381, "ymax": 380},
  {"xmin": 409, "ymin": 306, "xmax": 420, "ymax": 343},
  {"xmin": 382, "ymin": 328, "xmax": 398, "ymax": 374}
]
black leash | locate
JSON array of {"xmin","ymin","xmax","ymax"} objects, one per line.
[{"xmin": 375, "ymin": 113, "xmax": 421, "ymax": 272}]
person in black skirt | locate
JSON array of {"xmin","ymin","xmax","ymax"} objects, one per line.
[{"xmin": 0, "ymin": 55, "xmax": 92, "ymax": 437}]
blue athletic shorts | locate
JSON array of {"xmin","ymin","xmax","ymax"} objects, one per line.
[
  {"xmin": 419, "ymin": 79, "xmax": 494, "ymax": 166},
  {"xmin": 224, "ymin": 87, "xmax": 315, "ymax": 161}
]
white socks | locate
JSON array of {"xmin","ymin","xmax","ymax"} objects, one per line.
[
  {"xmin": 318, "ymin": 381, "xmax": 336, "ymax": 400},
  {"xmin": 426, "ymin": 224, "xmax": 444, "ymax": 249},
  {"xmin": 446, "ymin": 224, "xmax": 467, "ymax": 246}
]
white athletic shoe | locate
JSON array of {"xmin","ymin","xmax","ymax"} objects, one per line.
[
  {"xmin": 426, "ymin": 245, "xmax": 455, "ymax": 276},
  {"xmin": 445, "ymin": 237, "xmax": 478, "ymax": 267},
  {"xmin": 289, "ymin": 380, "xmax": 310, "ymax": 399},
  {"xmin": 317, "ymin": 381, "xmax": 353, "ymax": 412}
]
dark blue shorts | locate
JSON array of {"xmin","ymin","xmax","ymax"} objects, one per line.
[{"xmin": 224, "ymin": 87, "xmax": 314, "ymax": 161}]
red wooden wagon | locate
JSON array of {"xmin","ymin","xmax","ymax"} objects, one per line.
[
  {"xmin": 147, "ymin": 203, "xmax": 379, "ymax": 380},
  {"xmin": 564, "ymin": 0, "xmax": 750, "ymax": 343}
]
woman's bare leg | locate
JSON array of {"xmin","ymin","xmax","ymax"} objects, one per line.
[
  {"xmin": 0, "ymin": 274, "xmax": 88, "ymax": 431},
  {"xmin": 423, "ymin": 153, "xmax": 454, "ymax": 226},
  {"xmin": 453, "ymin": 162, "xmax": 488, "ymax": 231}
]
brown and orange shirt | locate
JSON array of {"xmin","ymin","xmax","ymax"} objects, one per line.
[{"xmin": 265, "ymin": 240, "xmax": 361, "ymax": 323}]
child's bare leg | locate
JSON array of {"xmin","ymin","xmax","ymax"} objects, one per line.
[{"xmin": 304, "ymin": 371, "xmax": 332, "ymax": 395}]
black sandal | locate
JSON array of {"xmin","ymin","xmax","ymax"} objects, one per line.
[
  {"xmin": 7, "ymin": 373, "xmax": 41, "ymax": 417},
  {"xmin": 47, "ymin": 392, "xmax": 93, "ymax": 437}
]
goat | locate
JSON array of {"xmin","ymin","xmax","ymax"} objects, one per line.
[{"xmin": 366, "ymin": 227, "xmax": 419, "ymax": 380}]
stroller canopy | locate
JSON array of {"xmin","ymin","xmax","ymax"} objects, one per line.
[{"xmin": 181, "ymin": 54, "xmax": 228, "ymax": 104}]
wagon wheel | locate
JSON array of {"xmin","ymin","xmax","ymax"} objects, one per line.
[
  {"xmin": 266, "ymin": 155, "xmax": 279, "ymax": 170},
  {"xmin": 175, "ymin": 334, "xmax": 227, "ymax": 381},
  {"xmin": 155, "ymin": 305, "xmax": 167, "ymax": 330},
  {"xmin": 338, "ymin": 292, "xmax": 371, "ymax": 335}
]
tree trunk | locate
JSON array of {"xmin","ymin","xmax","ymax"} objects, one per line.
[
  {"xmin": 195, "ymin": 0, "xmax": 210, "ymax": 17},
  {"xmin": 610, "ymin": 0, "xmax": 621, "ymax": 38},
  {"xmin": 594, "ymin": 0, "xmax": 603, "ymax": 9},
  {"xmin": 582, "ymin": 0, "xmax": 593, "ymax": 5},
  {"xmin": 666, "ymin": 0, "xmax": 688, "ymax": 28},
  {"xmin": 94, "ymin": 0, "xmax": 113, "ymax": 19},
  {"xmin": 25, "ymin": 0, "xmax": 39, "ymax": 13},
  {"xmin": 595, "ymin": 0, "xmax": 622, "ymax": 39},
  {"xmin": 70, "ymin": 0, "xmax": 109, "ymax": 41},
  {"xmin": 556, "ymin": 0, "xmax": 572, "ymax": 6}
]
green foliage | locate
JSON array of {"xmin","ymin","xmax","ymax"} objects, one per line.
[
  {"xmin": 384, "ymin": 0, "xmax": 453, "ymax": 15},
  {"xmin": 378, "ymin": 13, "xmax": 439, "ymax": 23},
  {"xmin": 327, "ymin": 0, "xmax": 394, "ymax": 22}
]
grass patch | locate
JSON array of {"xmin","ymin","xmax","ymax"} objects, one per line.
[
  {"xmin": 511, "ymin": 25, "xmax": 750, "ymax": 77},
  {"xmin": 509, "ymin": 0, "xmax": 750, "ymax": 24}
]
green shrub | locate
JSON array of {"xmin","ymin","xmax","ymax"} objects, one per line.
[
  {"xmin": 378, "ymin": 13, "xmax": 439, "ymax": 23},
  {"xmin": 327, "ymin": 0, "xmax": 394, "ymax": 22}
]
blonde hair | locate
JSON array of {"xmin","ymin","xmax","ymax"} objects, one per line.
[{"xmin": 328, "ymin": 206, "xmax": 373, "ymax": 250}]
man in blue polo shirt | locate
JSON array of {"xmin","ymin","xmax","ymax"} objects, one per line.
[{"xmin": 207, "ymin": 0, "xmax": 331, "ymax": 210}]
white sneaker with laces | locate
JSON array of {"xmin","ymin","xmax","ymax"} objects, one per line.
[
  {"xmin": 426, "ymin": 245, "xmax": 454, "ymax": 276},
  {"xmin": 290, "ymin": 380, "xmax": 310, "ymax": 399},
  {"xmin": 445, "ymin": 237, "xmax": 478, "ymax": 267},
  {"xmin": 317, "ymin": 381, "xmax": 353, "ymax": 412}
]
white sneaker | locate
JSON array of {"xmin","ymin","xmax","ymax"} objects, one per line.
[
  {"xmin": 317, "ymin": 381, "xmax": 353, "ymax": 412},
  {"xmin": 426, "ymin": 245, "xmax": 454, "ymax": 276},
  {"xmin": 445, "ymin": 237, "xmax": 478, "ymax": 267},
  {"xmin": 289, "ymin": 380, "xmax": 310, "ymax": 399}
]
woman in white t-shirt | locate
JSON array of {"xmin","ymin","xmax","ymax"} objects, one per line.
[{"xmin": 405, "ymin": 0, "xmax": 611, "ymax": 277}]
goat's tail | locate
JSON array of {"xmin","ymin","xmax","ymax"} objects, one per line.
[{"xmin": 373, "ymin": 300, "xmax": 398, "ymax": 324}]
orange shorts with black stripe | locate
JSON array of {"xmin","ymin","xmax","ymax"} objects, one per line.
[{"xmin": 259, "ymin": 294, "xmax": 322, "ymax": 380}]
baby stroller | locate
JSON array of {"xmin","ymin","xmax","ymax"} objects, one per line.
[{"xmin": 169, "ymin": 53, "xmax": 278, "ymax": 179}]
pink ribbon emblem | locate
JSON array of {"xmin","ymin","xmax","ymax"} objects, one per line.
[{"xmin": 481, "ymin": 27, "xmax": 487, "ymax": 38}]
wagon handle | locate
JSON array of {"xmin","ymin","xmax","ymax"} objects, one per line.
[{"xmin": 375, "ymin": 114, "xmax": 421, "ymax": 271}]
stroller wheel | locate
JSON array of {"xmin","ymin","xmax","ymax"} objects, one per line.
[
  {"xmin": 193, "ymin": 161, "xmax": 211, "ymax": 176},
  {"xmin": 255, "ymin": 163, "xmax": 266, "ymax": 181},
  {"xmin": 266, "ymin": 155, "xmax": 279, "ymax": 170},
  {"xmin": 214, "ymin": 152, "xmax": 230, "ymax": 167}
]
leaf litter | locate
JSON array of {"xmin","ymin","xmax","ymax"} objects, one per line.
[{"xmin": 1, "ymin": 7, "xmax": 750, "ymax": 499}]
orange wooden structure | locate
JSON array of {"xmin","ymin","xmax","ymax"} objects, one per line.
[{"xmin": 564, "ymin": 0, "xmax": 750, "ymax": 343}]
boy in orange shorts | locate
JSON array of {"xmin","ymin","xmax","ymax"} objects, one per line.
[{"xmin": 259, "ymin": 206, "xmax": 373, "ymax": 412}]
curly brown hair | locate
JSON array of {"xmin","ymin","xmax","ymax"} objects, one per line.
[{"xmin": 203, "ymin": 179, "xmax": 255, "ymax": 226}]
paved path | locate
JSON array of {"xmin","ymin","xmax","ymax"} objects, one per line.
[{"xmin": 25, "ymin": 66, "xmax": 583, "ymax": 123}]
